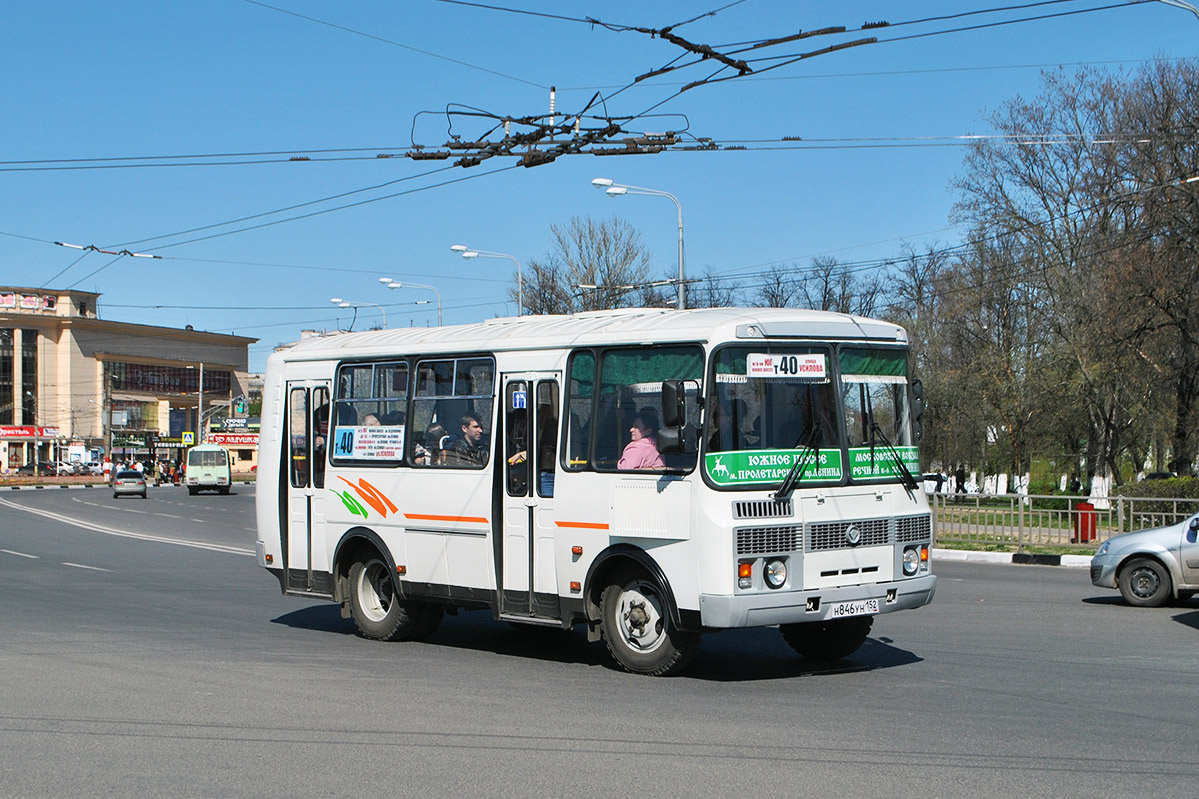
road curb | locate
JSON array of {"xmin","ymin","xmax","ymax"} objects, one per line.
[{"xmin": 932, "ymin": 548, "xmax": 1090, "ymax": 568}]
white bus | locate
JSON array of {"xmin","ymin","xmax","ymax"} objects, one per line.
[
  {"xmin": 255, "ymin": 307, "xmax": 936, "ymax": 675},
  {"xmin": 185, "ymin": 443, "xmax": 232, "ymax": 495}
]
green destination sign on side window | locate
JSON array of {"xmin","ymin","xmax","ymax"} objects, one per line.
[{"xmin": 705, "ymin": 449, "xmax": 843, "ymax": 487}]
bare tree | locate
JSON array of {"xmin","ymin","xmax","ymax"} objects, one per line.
[{"xmin": 517, "ymin": 216, "xmax": 654, "ymax": 314}]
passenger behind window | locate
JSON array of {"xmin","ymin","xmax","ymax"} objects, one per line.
[
  {"xmin": 617, "ymin": 407, "xmax": 665, "ymax": 470},
  {"xmin": 414, "ymin": 422, "xmax": 448, "ymax": 466},
  {"xmin": 447, "ymin": 411, "xmax": 489, "ymax": 466}
]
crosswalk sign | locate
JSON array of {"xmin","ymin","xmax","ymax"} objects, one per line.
[{"xmin": 183, "ymin": 432, "xmax": 195, "ymax": 445}]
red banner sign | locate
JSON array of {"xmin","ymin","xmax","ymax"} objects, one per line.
[
  {"xmin": 207, "ymin": 433, "xmax": 259, "ymax": 446},
  {"xmin": 0, "ymin": 426, "xmax": 61, "ymax": 438}
]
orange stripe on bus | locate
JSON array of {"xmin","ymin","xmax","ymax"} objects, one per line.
[
  {"xmin": 555, "ymin": 521, "xmax": 610, "ymax": 530},
  {"xmin": 404, "ymin": 513, "xmax": 489, "ymax": 524}
]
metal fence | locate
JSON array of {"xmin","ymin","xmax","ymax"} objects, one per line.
[{"xmin": 930, "ymin": 492, "xmax": 1199, "ymax": 550}]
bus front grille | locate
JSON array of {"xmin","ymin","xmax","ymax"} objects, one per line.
[
  {"xmin": 807, "ymin": 518, "xmax": 890, "ymax": 551},
  {"xmin": 895, "ymin": 514, "xmax": 932, "ymax": 543},
  {"xmin": 736, "ymin": 525, "xmax": 803, "ymax": 556}
]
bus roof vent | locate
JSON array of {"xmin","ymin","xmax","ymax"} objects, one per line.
[{"xmin": 733, "ymin": 498, "xmax": 793, "ymax": 520}]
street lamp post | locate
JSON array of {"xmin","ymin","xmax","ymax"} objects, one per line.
[
  {"xmin": 378, "ymin": 277, "xmax": 442, "ymax": 325},
  {"xmin": 188, "ymin": 362, "xmax": 204, "ymax": 445},
  {"xmin": 592, "ymin": 178, "xmax": 686, "ymax": 310},
  {"xmin": 451, "ymin": 245, "xmax": 524, "ymax": 316},
  {"xmin": 1156, "ymin": 0, "xmax": 1199, "ymax": 21}
]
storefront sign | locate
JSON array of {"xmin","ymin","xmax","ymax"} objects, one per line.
[
  {"xmin": 208, "ymin": 433, "xmax": 259, "ymax": 446},
  {"xmin": 0, "ymin": 425, "xmax": 61, "ymax": 438}
]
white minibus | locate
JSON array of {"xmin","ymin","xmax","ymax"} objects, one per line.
[{"xmin": 255, "ymin": 308, "xmax": 936, "ymax": 675}]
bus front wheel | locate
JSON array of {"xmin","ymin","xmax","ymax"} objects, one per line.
[
  {"xmin": 348, "ymin": 558, "xmax": 442, "ymax": 642},
  {"xmin": 600, "ymin": 567, "xmax": 698, "ymax": 676},
  {"xmin": 780, "ymin": 616, "xmax": 873, "ymax": 661}
]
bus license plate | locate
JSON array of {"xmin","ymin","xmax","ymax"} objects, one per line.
[{"xmin": 827, "ymin": 598, "xmax": 880, "ymax": 618}]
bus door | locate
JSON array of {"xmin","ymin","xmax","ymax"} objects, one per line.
[
  {"xmin": 284, "ymin": 380, "xmax": 331, "ymax": 595},
  {"xmin": 499, "ymin": 374, "xmax": 561, "ymax": 622}
]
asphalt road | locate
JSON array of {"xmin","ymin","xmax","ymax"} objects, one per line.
[{"xmin": 1, "ymin": 484, "xmax": 1196, "ymax": 798}]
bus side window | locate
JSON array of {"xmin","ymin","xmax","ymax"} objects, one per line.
[{"xmin": 563, "ymin": 351, "xmax": 595, "ymax": 470}]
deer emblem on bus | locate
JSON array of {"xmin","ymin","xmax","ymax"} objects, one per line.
[{"xmin": 711, "ymin": 456, "xmax": 730, "ymax": 479}]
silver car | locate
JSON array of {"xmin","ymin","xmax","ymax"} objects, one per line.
[
  {"xmin": 1090, "ymin": 517, "xmax": 1199, "ymax": 606},
  {"xmin": 112, "ymin": 470, "xmax": 147, "ymax": 499}
]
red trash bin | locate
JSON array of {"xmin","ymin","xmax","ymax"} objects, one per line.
[{"xmin": 1073, "ymin": 501, "xmax": 1097, "ymax": 543}]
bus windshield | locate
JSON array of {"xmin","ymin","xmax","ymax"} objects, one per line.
[
  {"xmin": 704, "ymin": 346, "xmax": 841, "ymax": 488},
  {"xmin": 839, "ymin": 347, "xmax": 917, "ymax": 482},
  {"xmin": 704, "ymin": 344, "xmax": 917, "ymax": 488}
]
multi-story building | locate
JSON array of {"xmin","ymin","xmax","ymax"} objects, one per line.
[{"xmin": 0, "ymin": 286, "xmax": 256, "ymax": 473}]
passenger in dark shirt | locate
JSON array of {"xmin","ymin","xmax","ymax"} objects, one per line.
[{"xmin": 447, "ymin": 411, "xmax": 488, "ymax": 466}]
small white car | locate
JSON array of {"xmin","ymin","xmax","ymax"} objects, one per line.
[{"xmin": 1090, "ymin": 517, "xmax": 1199, "ymax": 606}]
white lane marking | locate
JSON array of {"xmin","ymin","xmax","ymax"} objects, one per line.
[
  {"xmin": 1, "ymin": 549, "xmax": 39, "ymax": 559},
  {"xmin": 0, "ymin": 497, "xmax": 254, "ymax": 557},
  {"xmin": 153, "ymin": 513, "xmax": 186, "ymax": 520},
  {"xmin": 62, "ymin": 562, "xmax": 112, "ymax": 572},
  {"xmin": 121, "ymin": 508, "xmax": 149, "ymax": 514}
]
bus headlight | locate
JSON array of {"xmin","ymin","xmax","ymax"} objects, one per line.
[
  {"xmin": 902, "ymin": 547, "xmax": 920, "ymax": 576},
  {"xmin": 764, "ymin": 558, "xmax": 788, "ymax": 589}
]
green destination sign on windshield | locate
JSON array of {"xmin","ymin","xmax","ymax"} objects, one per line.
[
  {"xmin": 848, "ymin": 446, "xmax": 919, "ymax": 479},
  {"xmin": 705, "ymin": 446, "xmax": 919, "ymax": 486},
  {"xmin": 705, "ymin": 449, "xmax": 843, "ymax": 486}
]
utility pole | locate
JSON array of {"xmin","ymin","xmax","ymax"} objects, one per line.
[{"xmin": 104, "ymin": 365, "xmax": 113, "ymax": 472}]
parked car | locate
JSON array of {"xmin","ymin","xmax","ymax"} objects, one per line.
[
  {"xmin": 56, "ymin": 461, "xmax": 76, "ymax": 476},
  {"xmin": 1090, "ymin": 518, "xmax": 1199, "ymax": 606},
  {"xmin": 82, "ymin": 462, "xmax": 104, "ymax": 475},
  {"xmin": 112, "ymin": 469, "xmax": 147, "ymax": 499},
  {"xmin": 15, "ymin": 462, "xmax": 56, "ymax": 477}
]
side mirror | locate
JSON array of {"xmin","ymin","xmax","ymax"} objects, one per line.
[
  {"xmin": 657, "ymin": 423, "xmax": 697, "ymax": 454},
  {"xmin": 661, "ymin": 380, "xmax": 686, "ymax": 429},
  {"xmin": 911, "ymin": 378, "xmax": 925, "ymax": 443}
]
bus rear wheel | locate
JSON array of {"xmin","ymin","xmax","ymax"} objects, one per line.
[
  {"xmin": 348, "ymin": 558, "xmax": 442, "ymax": 642},
  {"xmin": 600, "ymin": 567, "xmax": 698, "ymax": 676},
  {"xmin": 780, "ymin": 616, "xmax": 873, "ymax": 661}
]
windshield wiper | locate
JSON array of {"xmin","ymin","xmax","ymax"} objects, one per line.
[
  {"xmin": 772, "ymin": 421, "xmax": 821, "ymax": 501},
  {"xmin": 869, "ymin": 421, "xmax": 919, "ymax": 492}
]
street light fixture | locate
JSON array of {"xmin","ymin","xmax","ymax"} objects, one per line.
[
  {"xmin": 592, "ymin": 177, "xmax": 686, "ymax": 310},
  {"xmin": 330, "ymin": 297, "xmax": 387, "ymax": 329},
  {"xmin": 451, "ymin": 245, "xmax": 524, "ymax": 316},
  {"xmin": 378, "ymin": 277, "xmax": 442, "ymax": 325}
]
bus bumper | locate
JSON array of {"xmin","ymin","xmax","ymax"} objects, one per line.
[{"xmin": 698, "ymin": 574, "xmax": 936, "ymax": 629}]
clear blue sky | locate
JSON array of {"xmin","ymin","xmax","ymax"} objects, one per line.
[{"xmin": 3, "ymin": 1, "xmax": 1195, "ymax": 371}]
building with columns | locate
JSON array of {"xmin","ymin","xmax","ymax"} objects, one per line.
[{"xmin": 0, "ymin": 286, "xmax": 256, "ymax": 472}]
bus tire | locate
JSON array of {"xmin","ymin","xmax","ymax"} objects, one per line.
[
  {"xmin": 599, "ymin": 567, "xmax": 698, "ymax": 676},
  {"xmin": 780, "ymin": 616, "xmax": 873, "ymax": 661},
  {"xmin": 348, "ymin": 557, "xmax": 439, "ymax": 642},
  {"xmin": 188, "ymin": 486, "xmax": 197, "ymax": 496}
]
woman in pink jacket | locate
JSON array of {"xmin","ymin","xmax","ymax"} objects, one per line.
[{"xmin": 617, "ymin": 407, "xmax": 665, "ymax": 470}]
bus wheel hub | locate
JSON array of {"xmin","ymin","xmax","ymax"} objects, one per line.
[{"xmin": 625, "ymin": 600, "xmax": 650, "ymax": 633}]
